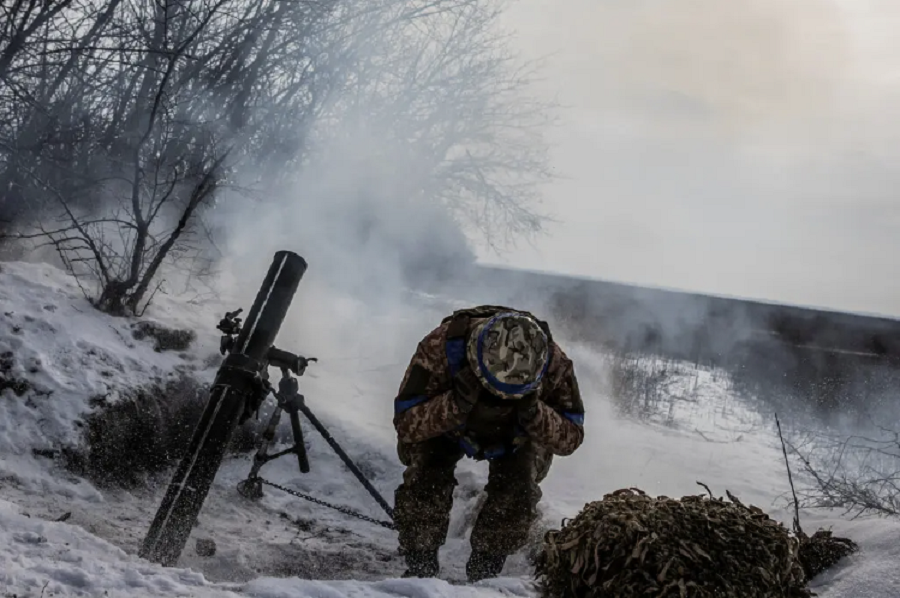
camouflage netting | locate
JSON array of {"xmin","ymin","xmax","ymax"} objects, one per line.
[{"xmin": 534, "ymin": 487, "xmax": 857, "ymax": 598}]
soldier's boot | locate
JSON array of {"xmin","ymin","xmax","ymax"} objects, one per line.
[
  {"xmin": 466, "ymin": 550, "xmax": 506, "ymax": 582},
  {"xmin": 401, "ymin": 549, "xmax": 440, "ymax": 578}
]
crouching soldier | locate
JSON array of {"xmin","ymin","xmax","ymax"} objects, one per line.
[{"xmin": 392, "ymin": 305, "xmax": 585, "ymax": 582}]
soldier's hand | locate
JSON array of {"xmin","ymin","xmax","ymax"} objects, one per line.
[
  {"xmin": 516, "ymin": 392, "xmax": 540, "ymax": 423},
  {"xmin": 453, "ymin": 366, "xmax": 483, "ymax": 413}
]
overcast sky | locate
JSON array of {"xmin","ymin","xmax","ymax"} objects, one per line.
[{"xmin": 476, "ymin": 0, "xmax": 900, "ymax": 318}]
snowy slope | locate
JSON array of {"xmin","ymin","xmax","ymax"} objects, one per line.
[
  {"xmin": 0, "ymin": 262, "xmax": 207, "ymax": 454},
  {"xmin": 0, "ymin": 260, "xmax": 898, "ymax": 597},
  {"xmin": 0, "ymin": 496, "xmax": 538, "ymax": 598}
]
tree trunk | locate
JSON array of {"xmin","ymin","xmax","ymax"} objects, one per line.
[{"xmin": 125, "ymin": 151, "xmax": 229, "ymax": 314}]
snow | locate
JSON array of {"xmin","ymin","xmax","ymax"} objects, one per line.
[
  {"xmin": 0, "ymin": 496, "xmax": 534, "ymax": 598},
  {"xmin": 0, "ymin": 497, "xmax": 222, "ymax": 597},
  {"xmin": 244, "ymin": 578, "xmax": 534, "ymax": 598},
  {"xmin": 806, "ymin": 517, "xmax": 900, "ymax": 598},
  {"xmin": 0, "ymin": 261, "xmax": 217, "ymax": 460},
  {"xmin": 1, "ymin": 259, "xmax": 899, "ymax": 597}
]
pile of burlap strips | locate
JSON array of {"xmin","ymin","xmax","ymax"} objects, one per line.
[{"xmin": 533, "ymin": 487, "xmax": 858, "ymax": 598}]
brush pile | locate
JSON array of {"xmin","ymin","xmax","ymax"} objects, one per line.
[{"xmin": 534, "ymin": 487, "xmax": 857, "ymax": 598}]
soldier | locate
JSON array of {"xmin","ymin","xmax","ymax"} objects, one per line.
[{"xmin": 392, "ymin": 305, "xmax": 586, "ymax": 582}]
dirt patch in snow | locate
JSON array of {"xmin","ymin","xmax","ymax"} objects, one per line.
[
  {"xmin": 131, "ymin": 320, "xmax": 197, "ymax": 353},
  {"xmin": 0, "ymin": 350, "xmax": 30, "ymax": 396}
]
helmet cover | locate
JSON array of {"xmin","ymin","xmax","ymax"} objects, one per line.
[{"xmin": 466, "ymin": 312, "xmax": 550, "ymax": 400}]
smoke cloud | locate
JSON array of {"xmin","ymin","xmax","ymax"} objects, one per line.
[{"xmin": 495, "ymin": 0, "xmax": 900, "ymax": 317}]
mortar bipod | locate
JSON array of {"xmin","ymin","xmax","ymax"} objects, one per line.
[
  {"xmin": 237, "ymin": 368, "xmax": 311, "ymax": 500},
  {"xmin": 235, "ymin": 367, "xmax": 395, "ymax": 526}
]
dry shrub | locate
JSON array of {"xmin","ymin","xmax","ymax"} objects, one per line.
[
  {"xmin": 790, "ymin": 426, "xmax": 900, "ymax": 519},
  {"xmin": 64, "ymin": 374, "xmax": 264, "ymax": 488},
  {"xmin": 0, "ymin": 350, "xmax": 30, "ymax": 395},
  {"xmin": 605, "ymin": 353, "xmax": 703, "ymax": 428},
  {"xmin": 534, "ymin": 487, "xmax": 855, "ymax": 598},
  {"xmin": 796, "ymin": 529, "xmax": 857, "ymax": 580},
  {"xmin": 607, "ymin": 354, "xmax": 677, "ymax": 418}
]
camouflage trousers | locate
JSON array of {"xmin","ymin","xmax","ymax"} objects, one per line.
[{"xmin": 393, "ymin": 435, "xmax": 553, "ymax": 556}]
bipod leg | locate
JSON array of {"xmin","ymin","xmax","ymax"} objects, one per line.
[
  {"xmin": 274, "ymin": 368, "xmax": 311, "ymax": 474},
  {"xmin": 237, "ymin": 371, "xmax": 313, "ymax": 500},
  {"xmin": 237, "ymin": 394, "xmax": 282, "ymax": 500},
  {"xmin": 283, "ymin": 393, "xmax": 311, "ymax": 474}
]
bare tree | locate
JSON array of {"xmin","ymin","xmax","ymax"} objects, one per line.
[
  {"xmin": 314, "ymin": 0, "xmax": 556, "ymax": 248},
  {"xmin": 1, "ymin": 0, "xmax": 557, "ymax": 314},
  {"xmin": 6, "ymin": 0, "xmax": 245, "ymax": 314},
  {"xmin": 2, "ymin": 0, "xmax": 340, "ymax": 313}
]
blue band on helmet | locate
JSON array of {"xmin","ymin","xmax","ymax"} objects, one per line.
[
  {"xmin": 394, "ymin": 395, "xmax": 430, "ymax": 414},
  {"xmin": 563, "ymin": 411, "xmax": 584, "ymax": 426},
  {"xmin": 445, "ymin": 338, "xmax": 466, "ymax": 377},
  {"xmin": 476, "ymin": 313, "xmax": 550, "ymax": 396}
]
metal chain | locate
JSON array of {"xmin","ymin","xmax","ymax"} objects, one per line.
[{"xmin": 257, "ymin": 477, "xmax": 396, "ymax": 530}]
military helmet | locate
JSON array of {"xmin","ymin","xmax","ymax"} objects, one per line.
[{"xmin": 466, "ymin": 312, "xmax": 550, "ymax": 400}]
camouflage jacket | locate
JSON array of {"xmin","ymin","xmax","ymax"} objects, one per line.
[{"xmin": 393, "ymin": 305, "xmax": 585, "ymax": 456}]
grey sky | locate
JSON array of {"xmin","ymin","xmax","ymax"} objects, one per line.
[{"xmin": 476, "ymin": 0, "xmax": 900, "ymax": 318}]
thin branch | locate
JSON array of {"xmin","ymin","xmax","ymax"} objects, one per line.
[{"xmin": 775, "ymin": 413, "xmax": 803, "ymax": 535}]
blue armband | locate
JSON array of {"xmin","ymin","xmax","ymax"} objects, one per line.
[
  {"xmin": 562, "ymin": 411, "xmax": 584, "ymax": 426},
  {"xmin": 394, "ymin": 395, "xmax": 431, "ymax": 414}
]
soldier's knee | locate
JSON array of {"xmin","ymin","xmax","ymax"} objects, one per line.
[
  {"xmin": 489, "ymin": 450, "xmax": 546, "ymax": 484},
  {"xmin": 486, "ymin": 475, "xmax": 541, "ymax": 509},
  {"xmin": 400, "ymin": 452, "xmax": 458, "ymax": 491},
  {"xmin": 399, "ymin": 437, "xmax": 461, "ymax": 467}
]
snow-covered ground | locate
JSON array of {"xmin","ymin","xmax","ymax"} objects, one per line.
[{"xmin": 1, "ymin": 260, "xmax": 898, "ymax": 597}]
